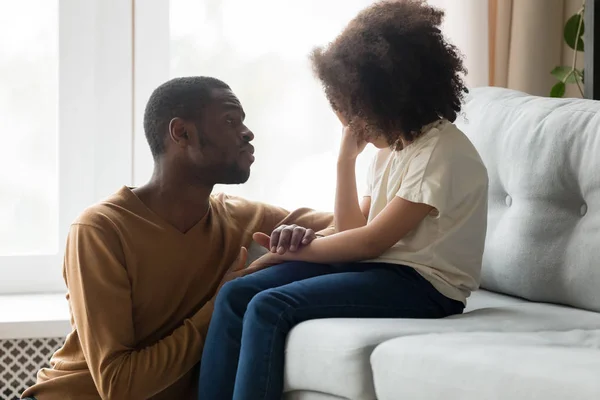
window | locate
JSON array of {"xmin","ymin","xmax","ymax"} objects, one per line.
[
  {"xmin": 0, "ymin": 1, "xmax": 133, "ymax": 294},
  {"xmin": 0, "ymin": 1, "xmax": 58, "ymax": 257},
  {"xmin": 134, "ymin": 0, "xmax": 378, "ymax": 211}
]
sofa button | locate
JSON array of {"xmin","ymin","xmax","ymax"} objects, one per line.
[
  {"xmin": 505, "ymin": 195, "xmax": 512, "ymax": 207},
  {"xmin": 581, "ymin": 204, "xmax": 588, "ymax": 216}
]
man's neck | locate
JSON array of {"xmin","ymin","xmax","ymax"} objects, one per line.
[{"xmin": 133, "ymin": 165, "xmax": 213, "ymax": 234}]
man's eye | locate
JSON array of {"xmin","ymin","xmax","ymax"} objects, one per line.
[{"xmin": 226, "ymin": 117, "xmax": 243, "ymax": 127}]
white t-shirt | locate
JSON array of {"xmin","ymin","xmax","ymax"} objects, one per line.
[{"xmin": 365, "ymin": 120, "xmax": 488, "ymax": 304}]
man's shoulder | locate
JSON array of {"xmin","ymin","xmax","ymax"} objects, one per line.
[
  {"xmin": 72, "ymin": 186, "xmax": 136, "ymax": 231},
  {"xmin": 211, "ymin": 192, "xmax": 286, "ymax": 225}
]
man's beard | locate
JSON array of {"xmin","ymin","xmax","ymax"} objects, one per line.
[{"xmin": 220, "ymin": 162, "xmax": 250, "ymax": 185}]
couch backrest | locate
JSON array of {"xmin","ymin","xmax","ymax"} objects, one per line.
[{"xmin": 456, "ymin": 87, "xmax": 600, "ymax": 312}]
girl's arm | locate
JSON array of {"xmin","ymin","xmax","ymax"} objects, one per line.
[
  {"xmin": 335, "ymin": 122, "xmax": 369, "ymax": 232},
  {"xmin": 335, "ymin": 158, "xmax": 371, "ymax": 232},
  {"xmin": 276, "ymin": 196, "xmax": 433, "ymax": 264}
]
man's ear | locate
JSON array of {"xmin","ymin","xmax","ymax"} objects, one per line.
[{"xmin": 168, "ymin": 117, "xmax": 189, "ymax": 149}]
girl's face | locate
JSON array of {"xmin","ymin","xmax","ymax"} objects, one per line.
[
  {"xmin": 350, "ymin": 117, "xmax": 390, "ymax": 149},
  {"xmin": 368, "ymin": 135, "xmax": 390, "ymax": 149},
  {"xmin": 334, "ymin": 110, "xmax": 390, "ymax": 149}
]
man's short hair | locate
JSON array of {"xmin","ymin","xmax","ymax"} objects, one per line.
[{"xmin": 143, "ymin": 76, "xmax": 230, "ymax": 159}]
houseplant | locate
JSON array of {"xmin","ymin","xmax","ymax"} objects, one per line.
[{"xmin": 550, "ymin": 3, "xmax": 585, "ymax": 97}]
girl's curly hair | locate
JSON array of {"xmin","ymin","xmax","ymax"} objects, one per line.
[{"xmin": 311, "ymin": 0, "xmax": 467, "ymax": 148}]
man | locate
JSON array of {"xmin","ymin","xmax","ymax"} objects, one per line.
[{"xmin": 22, "ymin": 77, "xmax": 333, "ymax": 400}]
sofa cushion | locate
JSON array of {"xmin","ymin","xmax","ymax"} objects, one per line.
[
  {"xmin": 456, "ymin": 87, "xmax": 600, "ymax": 312},
  {"xmin": 283, "ymin": 290, "xmax": 600, "ymax": 400},
  {"xmin": 371, "ymin": 330, "xmax": 600, "ymax": 400}
]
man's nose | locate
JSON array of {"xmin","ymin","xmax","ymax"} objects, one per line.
[{"xmin": 242, "ymin": 128, "xmax": 254, "ymax": 142}]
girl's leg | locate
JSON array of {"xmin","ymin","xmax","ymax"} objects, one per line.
[
  {"xmin": 231, "ymin": 263, "xmax": 464, "ymax": 400},
  {"xmin": 198, "ymin": 261, "xmax": 336, "ymax": 400}
]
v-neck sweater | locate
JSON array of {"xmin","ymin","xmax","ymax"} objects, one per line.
[{"xmin": 22, "ymin": 186, "xmax": 333, "ymax": 400}]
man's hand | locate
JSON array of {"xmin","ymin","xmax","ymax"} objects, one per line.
[
  {"xmin": 262, "ymin": 225, "xmax": 317, "ymax": 254},
  {"xmin": 215, "ymin": 247, "xmax": 251, "ymax": 294}
]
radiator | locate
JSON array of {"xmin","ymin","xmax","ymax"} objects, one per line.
[{"xmin": 0, "ymin": 337, "xmax": 63, "ymax": 400}]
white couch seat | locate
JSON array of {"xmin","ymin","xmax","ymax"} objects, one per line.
[
  {"xmin": 371, "ymin": 330, "xmax": 600, "ymax": 400},
  {"xmin": 283, "ymin": 290, "xmax": 600, "ymax": 400}
]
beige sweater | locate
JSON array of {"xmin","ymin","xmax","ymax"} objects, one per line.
[{"xmin": 22, "ymin": 186, "xmax": 332, "ymax": 400}]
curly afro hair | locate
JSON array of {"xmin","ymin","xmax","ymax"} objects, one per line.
[{"xmin": 310, "ymin": 0, "xmax": 467, "ymax": 148}]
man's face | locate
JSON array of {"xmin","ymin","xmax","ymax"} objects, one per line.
[{"xmin": 184, "ymin": 88, "xmax": 255, "ymax": 185}]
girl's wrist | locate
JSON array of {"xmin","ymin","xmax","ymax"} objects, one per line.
[{"xmin": 337, "ymin": 155, "xmax": 358, "ymax": 165}]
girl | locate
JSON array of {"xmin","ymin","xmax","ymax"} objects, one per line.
[{"xmin": 198, "ymin": 1, "xmax": 488, "ymax": 399}]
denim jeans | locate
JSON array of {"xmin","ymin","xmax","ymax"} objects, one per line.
[{"xmin": 198, "ymin": 261, "xmax": 464, "ymax": 400}]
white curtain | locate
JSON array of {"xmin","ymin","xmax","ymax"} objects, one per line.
[
  {"xmin": 427, "ymin": 0, "xmax": 490, "ymax": 89},
  {"xmin": 428, "ymin": 0, "xmax": 584, "ymax": 98}
]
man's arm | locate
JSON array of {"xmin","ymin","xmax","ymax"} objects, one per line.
[
  {"xmin": 65, "ymin": 224, "xmax": 213, "ymax": 399},
  {"xmin": 258, "ymin": 203, "xmax": 334, "ymax": 237}
]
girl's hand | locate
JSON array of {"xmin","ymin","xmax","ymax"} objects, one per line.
[
  {"xmin": 247, "ymin": 251, "xmax": 284, "ymax": 271},
  {"xmin": 334, "ymin": 108, "xmax": 367, "ymax": 161},
  {"xmin": 334, "ymin": 110, "xmax": 349, "ymax": 126},
  {"xmin": 339, "ymin": 125, "xmax": 367, "ymax": 161}
]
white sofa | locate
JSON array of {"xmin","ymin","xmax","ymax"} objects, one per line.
[{"xmin": 280, "ymin": 87, "xmax": 600, "ymax": 400}]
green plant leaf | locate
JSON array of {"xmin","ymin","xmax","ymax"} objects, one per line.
[
  {"xmin": 550, "ymin": 81, "xmax": 566, "ymax": 98},
  {"xmin": 551, "ymin": 66, "xmax": 578, "ymax": 83},
  {"xmin": 580, "ymin": 68, "xmax": 585, "ymax": 83},
  {"xmin": 564, "ymin": 13, "xmax": 585, "ymax": 51}
]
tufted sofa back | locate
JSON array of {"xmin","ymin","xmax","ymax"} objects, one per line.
[{"xmin": 456, "ymin": 87, "xmax": 600, "ymax": 312}]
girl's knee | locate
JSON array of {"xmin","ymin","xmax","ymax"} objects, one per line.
[
  {"xmin": 215, "ymin": 277, "xmax": 259, "ymax": 310},
  {"xmin": 244, "ymin": 288, "xmax": 293, "ymax": 326}
]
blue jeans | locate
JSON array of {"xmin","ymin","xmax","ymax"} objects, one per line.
[{"xmin": 198, "ymin": 261, "xmax": 464, "ymax": 400}]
